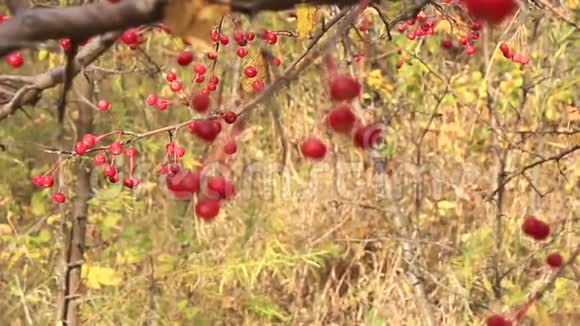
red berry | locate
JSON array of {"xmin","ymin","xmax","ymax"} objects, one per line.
[
  {"xmin": 195, "ymin": 198, "xmax": 220, "ymax": 220},
  {"xmin": 207, "ymin": 83, "xmax": 217, "ymax": 92},
  {"xmin": 166, "ymin": 168, "xmax": 201, "ymax": 199},
  {"xmin": 170, "ymin": 81, "xmax": 182, "ymax": 92},
  {"xmin": 124, "ymin": 147, "xmax": 137, "ymax": 157},
  {"xmin": 120, "ymin": 29, "xmax": 139, "ymax": 44},
  {"xmin": 103, "ymin": 165, "xmax": 117, "ymax": 177},
  {"xmin": 470, "ymin": 31, "xmax": 480, "ymax": 40},
  {"xmin": 166, "ymin": 72, "xmax": 177, "ymax": 82},
  {"xmin": 175, "ymin": 147, "xmax": 185, "ymax": 157},
  {"xmin": 41, "ymin": 175, "xmax": 54, "ymax": 187},
  {"xmin": 441, "ymin": 38, "xmax": 453, "ymax": 49},
  {"xmin": 237, "ymin": 47, "xmax": 248, "ymax": 58},
  {"xmin": 244, "ymin": 66, "xmax": 258, "ymax": 78},
  {"xmin": 407, "ymin": 31, "xmax": 416, "ymax": 40},
  {"xmin": 32, "ymin": 175, "xmax": 43, "ymax": 187},
  {"xmin": 109, "ymin": 141, "xmax": 123, "ymax": 155},
  {"xmin": 354, "ymin": 124, "xmax": 383, "ymax": 149},
  {"xmin": 97, "ymin": 99, "xmax": 110, "ymax": 111},
  {"xmin": 146, "ymin": 94, "xmax": 157, "ymax": 105},
  {"xmin": 207, "ymin": 52, "xmax": 217, "ymax": 60},
  {"xmin": 177, "ymin": 50, "xmax": 193, "ymax": 66},
  {"xmin": 520, "ymin": 55, "xmax": 529, "ymax": 65},
  {"xmin": 209, "ymin": 75, "xmax": 219, "ymax": 84},
  {"xmin": 503, "ymin": 49, "xmax": 514, "ymax": 59},
  {"xmin": 465, "ymin": 46, "xmax": 476, "ymax": 55},
  {"xmin": 123, "ymin": 178, "xmax": 139, "ymax": 189},
  {"xmin": 460, "ymin": 0, "xmax": 517, "ymax": 24},
  {"xmin": 397, "ymin": 23, "xmax": 406, "ymax": 33},
  {"xmin": 166, "ymin": 143, "xmax": 176, "ymax": 153},
  {"xmin": 486, "ymin": 314, "xmax": 511, "ymax": 326},
  {"xmin": 265, "ymin": 32, "xmax": 278, "ymax": 44},
  {"xmin": 327, "ymin": 104, "xmax": 356, "ymax": 134},
  {"xmin": 406, "ymin": 18, "xmax": 415, "ymax": 25},
  {"xmin": 189, "ymin": 119, "xmax": 221, "ymax": 142},
  {"xmin": 206, "ymin": 176, "xmax": 235, "ymax": 200},
  {"xmin": 252, "ymin": 80, "xmax": 265, "ymax": 90},
  {"xmin": 459, "ymin": 36, "xmax": 469, "ymax": 45},
  {"xmin": 301, "ymin": 137, "xmax": 327, "ymax": 160},
  {"xmin": 396, "ymin": 59, "xmax": 404, "ymax": 69},
  {"xmin": 234, "ymin": 31, "xmax": 244, "ymax": 42},
  {"xmin": 272, "ymin": 57, "xmax": 282, "ymax": 66},
  {"xmin": 194, "ymin": 63, "xmax": 207, "ymax": 75},
  {"xmin": 546, "ymin": 252, "xmax": 563, "ymax": 268},
  {"xmin": 6, "ymin": 52, "xmax": 23, "ymax": 68},
  {"xmin": 219, "ymin": 35, "xmax": 229, "ymax": 45},
  {"xmin": 521, "ymin": 216, "xmax": 551, "ymax": 240},
  {"xmin": 499, "ymin": 42, "xmax": 510, "ymax": 53},
  {"xmin": 210, "ymin": 30, "xmax": 219, "ymax": 42},
  {"xmin": 82, "ymin": 134, "xmax": 96, "ymax": 147},
  {"xmin": 52, "ymin": 192, "xmax": 66, "ymax": 203},
  {"xmin": 223, "ymin": 111, "xmax": 237, "ymax": 124},
  {"xmin": 74, "ymin": 142, "xmax": 87, "ymax": 155},
  {"xmin": 329, "ymin": 74, "xmax": 361, "ymax": 102},
  {"xmin": 224, "ymin": 140, "xmax": 237, "ymax": 154},
  {"xmin": 108, "ymin": 173, "xmax": 120, "ymax": 183},
  {"xmin": 246, "ymin": 32, "xmax": 255, "ymax": 40},
  {"xmin": 156, "ymin": 98, "xmax": 168, "ymax": 110},
  {"xmin": 59, "ymin": 38, "xmax": 72, "ymax": 51},
  {"xmin": 472, "ymin": 22, "xmax": 482, "ymax": 30},
  {"xmin": 93, "ymin": 153, "xmax": 107, "ymax": 165},
  {"xmin": 191, "ymin": 92, "xmax": 210, "ymax": 112}
]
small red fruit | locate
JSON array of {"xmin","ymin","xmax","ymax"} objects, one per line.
[
  {"xmin": 224, "ymin": 140, "xmax": 237, "ymax": 154},
  {"xmin": 93, "ymin": 153, "xmax": 107, "ymax": 165},
  {"xmin": 177, "ymin": 50, "xmax": 193, "ymax": 66},
  {"xmin": 499, "ymin": 42, "xmax": 510, "ymax": 53},
  {"xmin": 146, "ymin": 94, "xmax": 157, "ymax": 105},
  {"xmin": 209, "ymin": 75, "xmax": 219, "ymax": 84},
  {"xmin": 74, "ymin": 142, "xmax": 87, "ymax": 155},
  {"xmin": 59, "ymin": 38, "xmax": 72, "ymax": 51},
  {"xmin": 272, "ymin": 57, "xmax": 282, "ymax": 66},
  {"xmin": 32, "ymin": 175, "xmax": 43, "ymax": 187},
  {"xmin": 521, "ymin": 216, "xmax": 550, "ymax": 240},
  {"xmin": 123, "ymin": 178, "xmax": 139, "ymax": 189},
  {"xmin": 244, "ymin": 66, "xmax": 258, "ymax": 78},
  {"xmin": 465, "ymin": 45, "xmax": 476, "ymax": 55},
  {"xmin": 52, "ymin": 193, "xmax": 66, "ymax": 203},
  {"xmin": 6, "ymin": 52, "xmax": 23, "ymax": 68},
  {"xmin": 546, "ymin": 252, "xmax": 563, "ymax": 268},
  {"xmin": 124, "ymin": 147, "xmax": 137, "ymax": 157},
  {"xmin": 354, "ymin": 124, "xmax": 383, "ymax": 149},
  {"xmin": 327, "ymin": 105, "xmax": 356, "ymax": 134},
  {"xmin": 166, "ymin": 72, "xmax": 177, "ymax": 82},
  {"xmin": 41, "ymin": 175, "xmax": 54, "ymax": 187},
  {"xmin": 252, "ymin": 80, "xmax": 265, "ymax": 90},
  {"xmin": 170, "ymin": 81, "xmax": 182, "ymax": 92},
  {"xmin": 109, "ymin": 141, "xmax": 123, "ymax": 155},
  {"xmin": 175, "ymin": 147, "xmax": 185, "ymax": 157},
  {"xmin": 301, "ymin": 137, "xmax": 327, "ymax": 160},
  {"xmin": 460, "ymin": 0, "xmax": 517, "ymax": 24},
  {"xmin": 191, "ymin": 92, "xmax": 210, "ymax": 112},
  {"xmin": 237, "ymin": 47, "xmax": 248, "ymax": 58},
  {"xmin": 486, "ymin": 314, "xmax": 511, "ymax": 326},
  {"xmin": 223, "ymin": 111, "xmax": 237, "ymax": 124},
  {"xmin": 103, "ymin": 165, "xmax": 117, "ymax": 177},
  {"xmin": 166, "ymin": 169, "xmax": 201, "ymax": 197},
  {"xmin": 441, "ymin": 38, "xmax": 453, "ymax": 49},
  {"xmin": 194, "ymin": 63, "xmax": 207, "ymax": 75},
  {"xmin": 120, "ymin": 29, "xmax": 139, "ymax": 44},
  {"xmin": 108, "ymin": 173, "xmax": 120, "ymax": 183},
  {"xmin": 97, "ymin": 99, "xmax": 110, "ymax": 111},
  {"xmin": 246, "ymin": 32, "xmax": 255, "ymax": 40},
  {"xmin": 195, "ymin": 198, "xmax": 220, "ymax": 220},
  {"xmin": 265, "ymin": 32, "xmax": 278, "ymax": 44},
  {"xmin": 189, "ymin": 119, "xmax": 221, "ymax": 142},
  {"xmin": 206, "ymin": 176, "xmax": 235, "ymax": 200},
  {"xmin": 329, "ymin": 74, "xmax": 361, "ymax": 102},
  {"xmin": 82, "ymin": 134, "xmax": 96, "ymax": 147}
]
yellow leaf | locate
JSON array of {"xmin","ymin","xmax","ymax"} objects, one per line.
[
  {"xmin": 438, "ymin": 201, "xmax": 456, "ymax": 209},
  {"xmin": 164, "ymin": 0, "xmax": 229, "ymax": 48},
  {"xmin": 296, "ymin": 4, "xmax": 317, "ymax": 39},
  {"xmin": 37, "ymin": 49, "xmax": 48, "ymax": 61},
  {"xmin": 84, "ymin": 265, "xmax": 122, "ymax": 289}
]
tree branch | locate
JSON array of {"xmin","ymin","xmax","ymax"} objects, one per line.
[
  {"xmin": 0, "ymin": 0, "xmax": 166, "ymax": 57},
  {"xmin": 0, "ymin": 32, "xmax": 119, "ymax": 122}
]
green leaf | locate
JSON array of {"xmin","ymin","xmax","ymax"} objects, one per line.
[{"xmin": 31, "ymin": 190, "xmax": 48, "ymax": 216}]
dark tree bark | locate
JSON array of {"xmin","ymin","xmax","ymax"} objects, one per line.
[{"xmin": 55, "ymin": 73, "xmax": 94, "ymax": 326}]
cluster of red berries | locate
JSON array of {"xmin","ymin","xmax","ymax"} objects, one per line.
[
  {"xmin": 165, "ymin": 167, "xmax": 236, "ymax": 220},
  {"xmin": 397, "ymin": 13, "xmax": 436, "ymax": 41},
  {"xmin": 499, "ymin": 42, "xmax": 530, "ymax": 69},
  {"xmin": 300, "ymin": 64, "xmax": 383, "ymax": 161}
]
